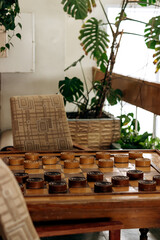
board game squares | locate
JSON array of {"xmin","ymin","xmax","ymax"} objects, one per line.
[
  {"xmin": 63, "ymin": 168, "xmax": 82, "ymax": 174},
  {"xmin": 43, "ymin": 164, "xmax": 61, "ymax": 170},
  {"xmin": 25, "ymin": 169, "xmax": 44, "ymax": 174},
  {"xmin": 3, "ymin": 151, "xmax": 160, "ymax": 196},
  {"xmin": 25, "ymin": 188, "xmax": 48, "ymax": 195},
  {"xmin": 69, "ymin": 187, "xmax": 92, "ymax": 194}
]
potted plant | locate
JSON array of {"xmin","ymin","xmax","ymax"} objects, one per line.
[
  {"xmin": 59, "ymin": 0, "xmax": 160, "ymax": 149},
  {"xmin": 59, "ymin": 55, "xmax": 121, "ymax": 149},
  {"xmin": 117, "ymin": 112, "xmax": 160, "ymax": 149},
  {"xmin": 0, "ymin": 0, "xmax": 22, "ymax": 53}
]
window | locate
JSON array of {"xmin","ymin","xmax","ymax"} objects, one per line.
[{"xmin": 104, "ymin": 6, "xmax": 160, "ymax": 137}]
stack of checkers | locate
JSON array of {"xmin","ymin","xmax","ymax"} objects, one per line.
[{"xmin": 5, "ymin": 150, "xmax": 160, "ymax": 194}]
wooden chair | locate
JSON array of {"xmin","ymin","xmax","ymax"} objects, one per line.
[{"xmin": 10, "ymin": 94, "xmax": 74, "ymax": 152}]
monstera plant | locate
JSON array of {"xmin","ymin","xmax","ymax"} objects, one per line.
[
  {"xmin": 60, "ymin": 0, "xmax": 160, "ymax": 119},
  {"xmin": 0, "ymin": 0, "xmax": 22, "ymax": 52}
]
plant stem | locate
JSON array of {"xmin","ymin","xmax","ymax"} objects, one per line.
[
  {"xmin": 79, "ymin": 59, "xmax": 89, "ymax": 96},
  {"xmin": 96, "ymin": 0, "xmax": 129, "ymax": 118},
  {"xmin": 99, "ymin": 0, "xmax": 114, "ymax": 35}
]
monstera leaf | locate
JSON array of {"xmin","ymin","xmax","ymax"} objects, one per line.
[
  {"xmin": 61, "ymin": 0, "xmax": 96, "ymax": 20},
  {"xmin": 79, "ymin": 17, "xmax": 109, "ymax": 63},
  {"xmin": 138, "ymin": 0, "xmax": 156, "ymax": 6},
  {"xmin": 144, "ymin": 16, "xmax": 160, "ymax": 72},
  {"xmin": 59, "ymin": 77, "xmax": 84, "ymax": 104}
]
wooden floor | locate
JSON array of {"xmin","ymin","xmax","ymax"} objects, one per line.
[{"xmin": 41, "ymin": 228, "xmax": 160, "ymax": 240}]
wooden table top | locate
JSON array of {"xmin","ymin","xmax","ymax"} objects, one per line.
[{"xmin": 1, "ymin": 149, "xmax": 160, "ymax": 229}]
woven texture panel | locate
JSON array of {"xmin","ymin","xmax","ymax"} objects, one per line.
[
  {"xmin": 10, "ymin": 94, "xmax": 73, "ymax": 151},
  {"xmin": 68, "ymin": 119, "xmax": 120, "ymax": 149},
  {"xmin": 0, "ymin": 159, "xmax": 40, "ymax": 240}
]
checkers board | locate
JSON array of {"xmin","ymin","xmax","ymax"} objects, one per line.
[{"xmin": 1, "ymin": 149, "xmax": 160, "ymax": 231}]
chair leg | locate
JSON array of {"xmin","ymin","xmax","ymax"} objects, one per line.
[
  {"xmin": 0, "ymin": 160, "xmax": 40, "ymax": 240},
  {"xmin": 109, "ymin": 229, "xmax": 120, "ymax": 240}
]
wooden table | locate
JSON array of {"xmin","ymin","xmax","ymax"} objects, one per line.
[{"xmin": 1, "ymin": 149, "xmax": 160, "ymax": 239}]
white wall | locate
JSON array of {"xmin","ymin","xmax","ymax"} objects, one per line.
[
  {"xmin": 1, "ymin": 0, "xmax": 65, "ymax": 131},
  {"xmin": 0, "ymin": 0, "xmax": 123, "ymax": 131}
]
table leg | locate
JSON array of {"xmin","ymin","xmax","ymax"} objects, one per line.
[
  {"xmin": 109, "ymin": 230, "xmax": 120, "ymax": 240},
  {"xmin": 139, "ymin": 228, "xmax": 149, "ymax": 240}
]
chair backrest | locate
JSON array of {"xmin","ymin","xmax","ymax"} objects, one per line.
[{"xmin": 10, "ymin": 94, "xmax": 73, "ymax": 151}]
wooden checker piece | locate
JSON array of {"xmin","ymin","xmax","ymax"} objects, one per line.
[
  {"xmin": 60, "ymin": 152, "xmax": 75, "ymax": 160},
  {"xmin": 127, "ymin": 170, "xmax": 143, "ymax": 180},
  {"xmin": 87, "ymin": 171, "xmax": 103, "ymax": 182},
  {"xmin": 24, "ymin": 160, "xmax": 40, "ymax": 169},
  {"xmin": 14, "ymin": 172, "xmax": 29, "ymax": 183},
  {"xmin": 153, "ymin": 175, "xmax": 160, "ymax": 185},
  {"xmin": 129, "ymin": 151, "xmax": 143, "ymax": 159},
  {"xmin": 25, "ymin": 152, "xmax": 39, "ymax": 161},
  {"xmin": 94, "ymin": 181, "xmax": 112, "ymax": 193},
  {"xmin": 111, "ymin": 176, "xmax": 129, "ymax": 186},
  {"xmin": 96, "ymin": 152, "xmax": 110, "ymax": 160},
  {"xmin": 68, "ymin": 176, "xmax": 87, "ymax": 188},
  {"xmin": 114, "ymin": 155, "xmax": 129, "ymax": 163},
  {"xmin": 9, "ymin": 157, "xmax": 24, "ymax": 166},
  {"xmin": 19, "ymin": 183, "xmax": 25, "ymax": 194},
  {"xmin": 135, "ymin": 158, "xmax": 151, "ymax": 167},
  {"xmin": 138, "ymin": 180, "xmax": 156, "ymax": 191},
  {"xmin": 98, "ymin": 159, "xmax": 114, "ymax": 168},
  {"xmin": 42, "ymin": 156, "xmax": 58, "ymax": 165},
  {"xmin": 44, "ymin": 171, "xmax": 61, "ymax": 182},
  {"xmin": 80, "ymin": 155, "xmax": 95, "ymax": 164},
  {"xmin": 64, "ymin": 160, "xmax": 79, "ymax": 169},
  {"xmin": 49, "ymin": 180, "xmax": 67, "ymax": 193},
  {"xmin": 26, "ymin": 177, "xmax": 45, "ymax": 189}
]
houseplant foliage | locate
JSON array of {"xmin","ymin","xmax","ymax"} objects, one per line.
[
  {"xmin": 117, "ymin": 112, "xmax": 160, "ymax": 149},
  {"xmin": 60, "ymin": 0, "xmax": 160, "ymax": 118},
  {"xmin": 0, "ymin": 0, "xmax": 22, "ymax": 52}
]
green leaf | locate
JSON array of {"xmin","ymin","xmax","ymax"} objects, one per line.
[
  {"xmin": 5, "ymin": 43, "xmax": 10, "ymax": 49},
  {"xmin": 145, "ymin": 16, "xmax": 160, "ymax": 49},
  {"xmin": 145, "ymin": 16, "xmax": 160, "ymax": 72},
  {"xmin": 59, "ymin": 77, "xmax": 84, "ymax": 103},
  {"xmin": 107, "ymin": 88, "xmax": 122, "ymax": 106},
  {"xmin": 138, "ymin": 0, "xmax": 156, "ymax": 7},
  {"xmin": 0, "ymin": 46, "xmax": 5, "ymax": 52},
  {"xmin": 79, "ymin": 17, "xmax": 109, "ymax": 63},
  {"xmin": 97, "ymin": 52, "xmax": 108, "ymax": 73},
  {"xmin": 61, "ymin": 0, "xmax": 88, "ymax": 20},
  {"xmin": 16, "ymin": 33, "xmax": 21, "ymax": 39},
  {"xmin": 18, "ymin": 22, "xmax": 22, "ymax": 29}
]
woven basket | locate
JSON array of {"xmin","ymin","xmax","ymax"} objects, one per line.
[{"xmin": 68, "ymin": 116, "xmax": 120, "ymax": 149}]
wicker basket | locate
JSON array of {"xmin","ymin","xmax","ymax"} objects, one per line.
[{"xmin": 68, "ymin": 116, "xmax": 120, "ymax": 149}]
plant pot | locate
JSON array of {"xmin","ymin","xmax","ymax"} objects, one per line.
[{"xmin": 68, "ymin": 113, "xmax": 120, "ymax": 149}]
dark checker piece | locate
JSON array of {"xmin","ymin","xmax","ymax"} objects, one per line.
[
  {"xmin": 49, "ymin": 180, "xmax": 67, "ymax": 193},
  {"xmin": 138, "ymin": 180, "xmax": 156, "ymax": 191},
  {"xmin": 68, "ymin": 177, "xmax": 87, "ymax": 188},
  {"xmin": 94, "ymin": 181, "xmax": 112, "ymax": 193},
  {"xmin": 14, "ymin": 172, "xmax": 29, "ymax": 183},
  {"xmin": 87, "ymin": 171, "xmax": 104, "ymax": 182},
  {"xmin": 112, "ymin": 176, "xmax": 129, "ymax": 186},
  {"xmin": 44, "ymin": 171, "xmax": 61, "ymax": 182},
  {"xmin": 127, "ymin": 170, "xmax": 143, "ymax": 180},
  {"xmin": 26, "ymin": 178, "xmax": 45, "ymax": 189},
  {"xmin": 153, "ymin": 175, "xmax": 160, "ymax": 185}
]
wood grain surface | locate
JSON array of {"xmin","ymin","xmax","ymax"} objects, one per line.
[{"xmin": 1, "ymin": 149, "xmax": 160, "ymax": 230}]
